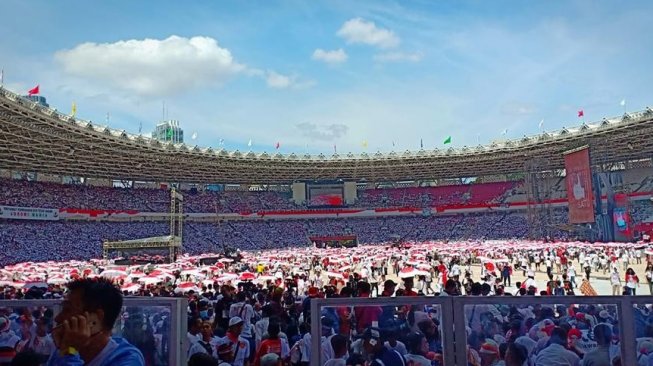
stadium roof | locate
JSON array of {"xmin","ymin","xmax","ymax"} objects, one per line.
[{"xmin": 1, "ymin": 86, "xmax": 653, "ymax": 184}]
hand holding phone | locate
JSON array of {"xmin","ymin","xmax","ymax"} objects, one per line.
[{"xmin": 53, "ymin": 311, "xmax": 101, "ymax": 352}]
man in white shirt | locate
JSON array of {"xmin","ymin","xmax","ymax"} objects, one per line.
[
  {"xmin": 188, "ymin": 320, "xmax": 219, "ymax": 361},
  {"xmin": 610, "ymin": 268, "xmax": 621, "ymax": 296},
  {"xmin": 229, "ymin": 292, "xmax": 255, "ymax": 360}
]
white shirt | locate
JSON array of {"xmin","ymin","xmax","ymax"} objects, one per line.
[
  {"xmin": 385, "ymin": 341, "xmax": 408, "ymax": 356},
  {"xmin": 215, "ymin": 335, "xmax": 250, "ymax": 366},
  {"xmin": 610, "ymin": 272, "xmax": 621, "ymax": 286},
  {"xmin": 229, "ymin": 302, "xmax": 255, "ymax": 337}
]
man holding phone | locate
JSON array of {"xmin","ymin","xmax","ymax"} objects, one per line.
[{"xmin": 46, "ymin": 278, "xmax": 144, "ymax": 366}]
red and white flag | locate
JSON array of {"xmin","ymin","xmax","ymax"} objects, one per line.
[
  {"xmin": 28, "ymin": 85, "xmax": 39, "ymax": 96},
  {"xmin": 577, "ymin": 109, "xmax": 584, "ymax": 118}
]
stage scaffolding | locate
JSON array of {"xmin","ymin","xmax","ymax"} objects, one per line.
[
  {"xmin": 102, "ymin": 188, "xmax": 183, "ymax": 263},
  {"xmin": 524, "ymin": 158, "xmax": 559, "ymax": 240}
]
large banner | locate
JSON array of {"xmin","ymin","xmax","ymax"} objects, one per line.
[
  {"xmin": 0, "ymin": 205, "xmax": 59, "ymax": 220},
  {"xmin": 564, "ymin": 147, "xmax": 595, "ymax": 223}
]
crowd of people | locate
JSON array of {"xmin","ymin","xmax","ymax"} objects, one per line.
[
  {"xmin": 1, "ymin": 240, "xmax": 653, "ymax": 365},
  {"xmin": 0, "ymin": 211, "xmax": 579, "ymax": 266},
  {"xmin": 0, "ymin": 178, "xmax": 520, "ymax": 214}
]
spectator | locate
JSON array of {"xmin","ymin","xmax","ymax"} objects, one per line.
[{"xmin": 47, "ymin": 278, "xmax": 144, "ymax": 366}]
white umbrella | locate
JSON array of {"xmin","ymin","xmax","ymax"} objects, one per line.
[
  {"xmin": 137, "ymin": 275, "xmax": 163, "ymax": 285},
  {"xmin": 101, "ymin": 269, "xmax": 127, "ymax": 279}
]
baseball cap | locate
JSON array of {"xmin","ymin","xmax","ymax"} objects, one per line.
[
  {"xmin": 229, "ymin": 316, "xmax": 244, "ymax": 327},
  {"xmin": 260, "ymin": 353, "xmax": 280, "ymax": 366},
  {"xmin": 479, "ymin": 339, "xmax": 500, "ymax": 356}
]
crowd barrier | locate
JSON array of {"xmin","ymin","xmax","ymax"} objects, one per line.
[
  {"xmin": 0, "ymin": 297, "xmax": 187, "ymax": 366},
  {"xmin": 310, "ymin": 296, "xmax": 653, "ymax": 366}
]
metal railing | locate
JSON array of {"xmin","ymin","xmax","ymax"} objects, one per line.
[
  {"xmin": 311, "ymin": 295, "xmax": 653, "ymax": 365},
  {"xmin": 0, "ymin": 297, "xmax": 187, "ymax": 366}
]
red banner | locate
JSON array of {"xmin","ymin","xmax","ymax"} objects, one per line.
[{"xmin": 564, "ymin": 148, "xmax": 595, "ymax": 223}]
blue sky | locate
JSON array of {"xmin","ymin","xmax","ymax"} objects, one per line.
[{"xmin": 1, "ymin": 0, "xmax": 652, "ymax": 153}]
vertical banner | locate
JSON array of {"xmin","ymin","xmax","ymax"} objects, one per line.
[
  {"xmin": 612, "ymin": 193, "xmax": 633, "ymax": 241},
  {"xmin": 564, "ymin": 147, "xmax": 595, "ymax": 223}
]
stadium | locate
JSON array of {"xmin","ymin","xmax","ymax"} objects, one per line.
[
  {"xmin": 2, "ymin": 1, "xmax": 653, "ymax": 364},
  {"xmin": 2, "ymin": 84, "xmax": 653, "ymax": 364}
]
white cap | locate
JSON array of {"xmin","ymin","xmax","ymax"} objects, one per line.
[{"xmin": 229, "ymin": 316, "xmax": 244, "ymax": 327}]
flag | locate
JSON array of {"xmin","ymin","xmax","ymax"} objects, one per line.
[
  {"xmin": 538, "ymin": 119, "xmax": 544, "ymax": 129},
  {"xmin": 71, "ymin": 102, "xmax": 77, "ymax": 117},
  {"xmin": 219, "ymin": 138, "xmax": 224, "ymax": 145},
  {"xmin": 28, "ymin": 85, "xmax": 39, "ymax": 96},
  {"xmin": 577, "ymin": 110, "xmax": 584, "ymax": 118},
  {"xmin": 362, "ymin": 140, "xmax": 368, "ymax": 149},
  {"xmin": 443, "ymin": 136, "xmax": 452, "ymax": 145},
  {"xmin": 501, "ymin": 128, "xmax": 508, "ymax": 135},
  {"xmin": 334, "ymin": 144, "xmax": 337, "ymax": 153},
  {"xmin": 392, "ymin": 141, "xmax": 396, "ymax": 147},
  {"xmin": 420, "ymin": 138, "xmax": 423, "ymax": 149},
  {"xmin": 275, "ymin": 141, "xmax": 280, "ymax": 149},
  {"xmin": 247, "ymin": 139, "xmax": 252, "ymax": 147},
  {"xmin": 191, "ymin": 132, "xmax": 198, "ymax": 140},
  {"xmin": 106, "ymin": 112, "xmax": 110, "ymax": 124},
  {"xmin": 138, "ymin": 122, "xmax": 142, "ymax": 134},
  {"xmin": 620, "ymin": 99, "xmax": 626, "ymax": 107}
]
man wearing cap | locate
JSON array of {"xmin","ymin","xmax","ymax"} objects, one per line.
[
  {"xmin": 215, "ymin": 317, "xmax": 250, "ymax": 366},
  {"xmin": 229, "ymin": 292, "xmax": 255, "ymax": 360},
  {"xmin": 478, "ymin": 338, "xmax": 501, "ymax": 366},
  {"xmin": 362, "ymin": 327, "xmax": 405, "ymax": 366}
]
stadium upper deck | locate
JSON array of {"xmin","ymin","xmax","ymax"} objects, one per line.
[{"xmin": 1, "ymin": 86, "xmax": 652, "ymax": 184}]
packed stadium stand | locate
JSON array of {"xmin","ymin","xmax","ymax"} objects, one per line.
[
  {"xmin": 0, "ymin": 212, "xmax": 569, "ymax": 266},
  {"xmin": 0, "ymin": 178, "xmax": 518, "ymax": 212}
]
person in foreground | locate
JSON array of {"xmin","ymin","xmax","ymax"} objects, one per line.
[{"xmin": 46, "ymin": 278, "xmax": 144, "ymax": 366}]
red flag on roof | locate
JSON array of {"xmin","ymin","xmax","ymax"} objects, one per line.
[
  {"xmin": 28, "ymin": 85, "xmax": 39, "ymax": 96},
  {"xmin": 577, "ymin": 109, "xmax": 584, "ymax": 117}
]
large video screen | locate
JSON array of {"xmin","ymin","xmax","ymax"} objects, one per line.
[{"xmin": 308, "ymin": 184, "xmax": 344, "ymax": 206}]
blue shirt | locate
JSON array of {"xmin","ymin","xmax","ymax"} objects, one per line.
[{"xmin": 46, "ymin": 337, "xmax": 144, "ymax": 366}]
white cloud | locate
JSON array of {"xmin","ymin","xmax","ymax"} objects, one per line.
[
  {"xmin": 337, "ymin": 17, "xmax": 400, "ymax": 48},
  {"xmin": 373, "ymin": 51, "xmax": 423, "ymax": 63},
  {"xmin": 296, "ymin": 122, "xmax": 349, "ymax": 140},
  {"xmin": 264, "ymin": 71, "xmax": 314, "ymax": 90},
  {"xmin": 54, "ymin": 35, "xmax": 245, "ymax": 97},
  {"xmin": 312, "ymin": 48, "xmax": 348, "ymax": 64},
  {"xmin": 266, "ymin": 71, "xmax": 292, "ymax": 88}
]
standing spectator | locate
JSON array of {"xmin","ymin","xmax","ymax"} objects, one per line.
[
  {"xmin": 216, "ymin": 317, "xmax": 250, "ymax": 366},
  {"xmin": 187, "ymin": 321, "xmax": 219, "ymax": 361},
  {"xmin": 610, "ymin": 268, "xmax": 621, "ymax": 296},
  {"xmin": 646, "ymin": 263, "xmax": 653, "ymax": 295},
  {"xmin": 625, "ymin": 268, "xmax": 640, "ymax": 296}
]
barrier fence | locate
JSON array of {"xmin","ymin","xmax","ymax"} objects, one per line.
[
  {"xmin": 311, "ymin": 296, "xmax": 653, "ymax": 366},
  {"xmin": 0, "ymin": 297, "xmax": 187, "ymax": 366}
]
